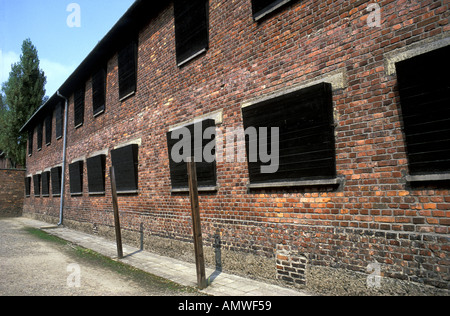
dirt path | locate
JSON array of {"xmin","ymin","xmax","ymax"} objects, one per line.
[{"xmin": 0, "ymin": 218, "xmax": 202, "ymax": 296}]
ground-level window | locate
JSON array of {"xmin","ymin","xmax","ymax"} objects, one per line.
[
  {"xmin": 69, "ymin": 160, "xmax": 83, "ymax": 195},
  {"xmin": 51, "ymin": 166, "xmax": 62, "ymax": 196},
  {"xmin": 25, "ymin": 177, "xmax": 31, "ymax": 197},
  {"xmin": 396, "ymin": 45, "xmax": 450, "ymax": 176},
  {"xmin": 111, "ymin": 144, "xmax": 139, "ymax": 193},
  {"xmin": 242, "ymin": 82, "xmax": 336, "ymax": 185},
  {"xmin": 41, "ymin": 171, "xmax": 50, "ymax": 197},
  {"xmin": 167, "ymin": 119, "xmax": 217, "ymax": 190},
  {"xmin": 87, "ymin": 154, "xmax": 106, "ymax": 195},
  {"xmin": 33, "ymin": 174, "xmax": 41, "ymax": 197}
]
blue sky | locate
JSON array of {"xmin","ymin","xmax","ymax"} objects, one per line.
[{"xmin": 0, "ymin": 0, "xmax": 135, "ymax": 97}]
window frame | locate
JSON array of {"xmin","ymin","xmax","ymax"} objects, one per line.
[
  {"xmin": 251, "ymin": 0, "xmax": 292, "ymax": 21},
  {"xmin": 167, "ymin": 119, "xmax": 217, "ymax": 192},
  {"xmin": 74, "ymin": 85, "xmax": 85, "ymax": 128},
  {"xmin": 118, "ymin": 41, "xmax": 138, "ymax": 101},
  {"xmin": 242, "ymin": 82, "xmax": 338, "ymax": 189},
  {"xmin": 174, "ymin": 0, "xmax": 209, "ymax": 67},
  {"xmin": 92, "ymin": 67, "xmax": 106, "ymax": 117}
]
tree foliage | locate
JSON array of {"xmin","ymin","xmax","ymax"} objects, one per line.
[{"xmin": 0, "ymin": 38, "xmax": 46, "ymax": 167}]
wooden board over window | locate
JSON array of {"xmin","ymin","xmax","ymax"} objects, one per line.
[
  {"xmin": 118, "ymin": 41, "xmax": 137, "ymax": 100},
  {"xmin": 87, "ymin": 155, "xmax": 106, "ymax": 194},
  {"xmin": 174, "ymin": 0, "xmax": 209, "ymax": 66},
  {"xmin": 167, "ymin": 119, "xmax": 217, "ymax": 190},
  {"xmin": 111, "ymin": 144, "xmax": 139, "ymax": 193},
  {"xmin": 396, "ymin": 45, "xmax": 450, "ymax": 176},
  {"xmin": 69, "ymin": 161, "xmax": 83, "ymax": 195},
  {"xmin": 242, "ymin": 82, "xmax": 336, "ymax": 185}
]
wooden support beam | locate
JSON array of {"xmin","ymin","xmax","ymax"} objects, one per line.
[
  {"xmin": 110, "ymin": 166, "xmax": 123, "ymax": 259},
  {"xmin": 187, "ymin": 157, "xmax": 207, "ymax": 290}
]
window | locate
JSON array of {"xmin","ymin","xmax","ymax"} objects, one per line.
[
  {"xmin": 69, "ymin": 160, "xmax": 83, "ymax": 195},
  {"xmin": 33, "ymin": 174, "xmax": 41, "ymax": 197},
  {"xmin": 42, "ymin": 171, "xmax": 50, "ymax": 197},
  {"xmin": 51, "ymin": 166, "xmax": 62, "ymax": 196},
  {"xmin": 118, "ymin": 41, "xmax": 137, "ymax": 100},
  {"xmin": 167, "ymin": 119, "xmax": 217, "ymax": 190},
  {"xmin": 74, "ymin": 86, "xmax": 85, "ymax": 128},
  {"xmin": 242, "ymin": 82, "xmax": 336, "ymax": 186},
  {"xmin": 92, "ymin": 67, "xmax": 106, "ymax": 116},
  {"xmin": 55, "ymin": 102, "xmax": 63, "ymax": 139},
  {"xmin": 174, "ymin": 0, "xmax": 209, "ymax": 66},
  {"xmin": 37, "ymin": 122, "xmax": 43, "ymax": 150},
  {"xmin": 111, "ymin": 144, "xmax": 139, "ymax": 193},
  {"xmin": 396, "ymin": 45, "xmax": 450, "ymax": 177},
  {"xmin": 25, "ymin": 177, "xmax": 31, "ymax": 197},
  {"xmin": 45, "ymin": 114, "xmax": 52, "ymax": 146},
  {"xmin": 251, "ymin": 0, "xmax": 292, "ymax": 21},
  {"xmin": 28, "ymin": 129, "xmax": 33, "ymax": 156},
  {"xmin": 87, "ymin": 155, "xmax": 106, "ymax": 195}
]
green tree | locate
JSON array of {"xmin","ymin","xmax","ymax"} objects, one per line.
[{"xmin": 0, "ymin": 39, "xmax": 46, "ymax": 167}]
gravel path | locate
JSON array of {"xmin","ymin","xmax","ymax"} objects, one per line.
[{"xmin": 0, "ymin": 218, "xmax": 201, "ymax": 296}]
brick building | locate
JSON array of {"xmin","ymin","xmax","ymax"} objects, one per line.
[{"xmin": 20, "ymin": 0, "xmax": 449, "ymax": 295}]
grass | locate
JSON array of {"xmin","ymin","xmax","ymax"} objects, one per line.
[{"xmin": 23, "ymin": 227, "xmax": 204, "ymax": 295}]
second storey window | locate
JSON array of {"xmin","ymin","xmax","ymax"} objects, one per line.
[
  {"xmin": 174, "ymin": 0, "xmax": 209, "ymax": 66},
  {"xmin": 28, "ymin": 129, "xmax": 33, "ymax": 156},
  {"xmin": 37, "ymin": 122, "xmax": 43, "ymax": 150},
  {"xmin": 45, "ymin": 114, "xmax": 52, "ymax": 146},
  {"xmin": 92, "ymin": 67, "xmax": 106, "ymax": 116},
  {"xmin": 74, "ymin": 86, "xmax": 85, "ymax": 128},
  {"xmin": 55, "ymin": 102, "xmax": 63, "ymax": 140},
  {"xmin": 118, "ymin": 41, "xmax": 137, "ymax": 100},
  {"xmin": 251, "ymin": 0, "xmax": 292, "ymax": 21}
]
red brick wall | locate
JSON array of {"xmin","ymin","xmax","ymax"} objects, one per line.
[
  {"xmin": 0, "ymin": 169, "xmax": 25, "ymax": 217},
  {"xmin": 23, "ymin": 0, "xmax": 449, "ymax": 292}
]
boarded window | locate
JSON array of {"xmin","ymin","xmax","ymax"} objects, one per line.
[
  {"xmin": 74, "ymin": 86, "xmax": 85, "ymax": 128},
  {"xmin": 37, "ymin": 122, "xmax": 43, "ymax": 150},
  {"xmin": 55, "ymin": 102, "xmax": 63, "ymax": 139},
  {"xmin": 28, "ymin": 129, "xmax": 33, "ymax": 156},
  {"xmin": 42, "ymin": 171, "xmax": 50, "ymax": 197},
  {"xmin": 174, "ymin": 0, "xmax": 209, "ymax": 66},
  {"xmin": 396, "ymin": 45, "xmax": 450, "ymax": 176},
  {"xmin": 92, "ymin": 67, "xmax": 106, "ymax": 116},
  {"xmin": 251, "ymin": 0, "xmax": 292, "ymax": 20},
  {"xmin": 51, "ymin": 167, "xmax": 62, "ymax": 196},
  {"xmin": 25, "ymin": 177, "xmax": 31, "ymax": 197},
  {"xmin": 118, "ymin": 41, "xmax": 137, "ymax": 100},
  {"xmin": 167, "ymin": 119, "xmax": 217, "ymax": 190},
  {"xmin": 242, "ymin": 82, "xmax": 336, "ymax": 184},
  {"xmin": 111, "ymin": 144, "xmax": 139, "ymax": 193},
  {"xmin": 45, "ymin": 114, "xmax": 52, "ymax": 146},
  {"xmin": 33, "ymin": 174, "xmax": 41, "ymax": 197},
  {"xmin": 69, "ymin": 161, "xmax": 83, "ymax": 195},
  {"xmin": 87, "ymin": 155, "xmax": 106, "ymax": 194}
]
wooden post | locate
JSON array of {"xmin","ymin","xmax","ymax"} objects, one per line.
[
  {"xmin": 187, "ymin": 157, "xmax": 207, "ymax": 290},
  {"xmin": 110, "ymin": 166, "xmax": 123, "ymax": 259}
]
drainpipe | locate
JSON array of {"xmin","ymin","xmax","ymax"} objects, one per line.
[{"xmin": 57, "ymin": 91, "xmax": 69, "ymax": 226}]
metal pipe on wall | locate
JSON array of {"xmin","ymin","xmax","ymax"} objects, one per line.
[{"xmin": 56, "ymin": 91, "xmax": 69, "ymax": 226}]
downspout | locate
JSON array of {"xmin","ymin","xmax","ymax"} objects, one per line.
[{"xmin": 57, "ymin": 91, "xmax": 69, "ymax": 226}]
